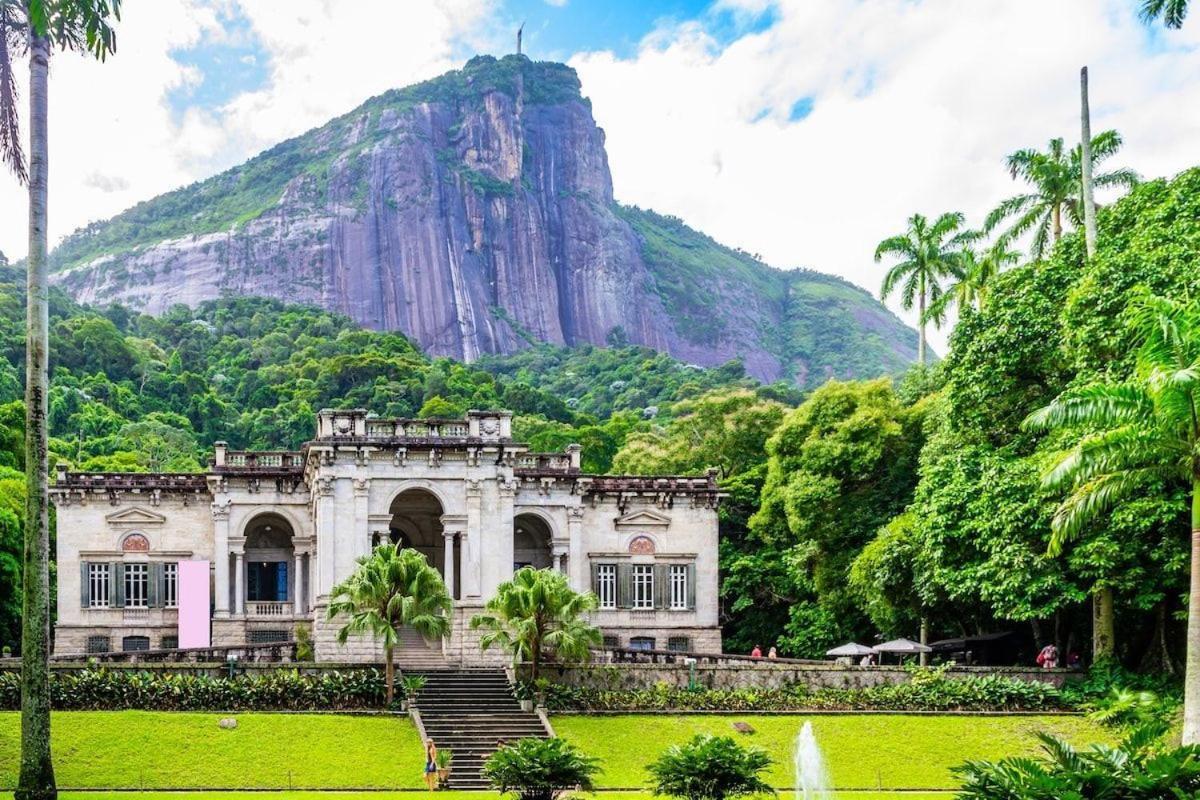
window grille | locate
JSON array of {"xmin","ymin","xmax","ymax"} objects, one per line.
[
  {"xmin": 88, "ymin": 563, "xmax": 110, "ymax": 608},
  {"xmin": 124, "ymin": 563, "xmax": 149, "ymax": 608},
  {"xmin": 595, "ymin": 564, "xmax": 617, "ymax": 609},
  {"xmin": 632, "ymin": 565, "xmax": 654, "ymax": 609}
]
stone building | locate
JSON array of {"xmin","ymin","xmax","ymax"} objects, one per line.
[{"xmin": 52, "ymin": 409, "xmax": 722, "ymax": 662}]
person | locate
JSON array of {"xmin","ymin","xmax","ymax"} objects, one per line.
[
  {"xmin": 859, "ymin": 653, "xmax": 875, "ymax": 666},
  {"xmin": 1067, "ymin": 651, "xmax": 1082, "ymax": 669},
  {"xmin": 423, "ymin": 739, "xmax": 438, "ymax": 791},
  {"xmin": 767, "ymin": 646, "xmax": 778, "ymax": 660},
  {"xmin": 1035, "ymin": 643, "xmax": 1058, "ymax": 669},
  {"xmin": 750, "ymin": 644, "xmax": 763, "ymax": 658}
]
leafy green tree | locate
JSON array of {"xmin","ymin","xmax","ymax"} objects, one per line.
[
  {"xmin": 483, "ymin": 737, "xmax": 599, "ymax": 800},
  {"xmin": 2, "ymin": 2, "xmax": 122, "ymax": 797},
  {"xmin": 1025, "ymin": 291, "xmax": 1200, "ymax": 743},
  {"xmin": 927, "ymin": 240, "xmax": 1020, "ymax": 319},
  {"xmin": 327, "ymin": 544, "xmax": 451, "ymax": 704},
  {"xmin": 985, "ymin": 132, "xmax": 1138, "ymax": 260},
  {"xmin": 875, "ymin": 212, "xmax": 974, "ymax": 364},
  {"xmin": 1141, "ymin": 0, "xmax": 1189, "ymax": 27},
  {"xmin": 647, "ymin": 734, "xmax": 774, "ymax": 800},
  {"xmin": 471, "ymin": 567, "xmax": 600, "ymax": 682}
]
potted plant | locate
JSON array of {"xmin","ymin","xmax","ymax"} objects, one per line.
[
  {"xmin": 515, "ymin": 679, "xmax": 536, "ymax": 712},
  {"xmin": 435, "ymin": 747, "xmax": 453, "ymax": 788},
  {"xmin": 400, "ymin": 674, "xmax": 427, "ymax": 711}
]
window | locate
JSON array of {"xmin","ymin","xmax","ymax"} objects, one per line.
[
  {"xmin": 602, "ymin": 635, "xmax": 620, "ymax": 649},
  {"xmin": 667, "ymin": 636, "xmax": 691, "ymax": 653},
  {"xmin": 124, "ymin": 563, "xmax": 149, "ymax": 608},
  {"xmin": 162, "ymin": 562, "xmax": 178, "ymax": 608},
  {"xmin": 595, "ymin": 564, "xmax": 617, "ymax": 609},
  {"xmin": 88, "ymin": 563, "xmax": 110, "ymax": 608},
  {"xmin": 160, "ymin": 635, "xmax": 178, "ymax": 650},
  {"xmin": 248, "ymin": 629, "xmax": 289, "ymax": 644},
  {"xmin": 247, "ymin": 561, "xmax": 288, "ymax": 602},
  {"xmin": 629, "ymin": 636, "xmax": 656, "ymax": 651},
  {"xmin": 669, "ymin": 565, "xmax": 689, "ymax": 610},
  {"xmin": 632, "ymin": 565, "xmax": 655, "ymax": 609},
  {"xmin": 122, "ymin": 635, "xmax": 150, "ymax": 652},
  {"xmin": 85, "ymin": 635, "xmax": 110, "ymax": 654}
]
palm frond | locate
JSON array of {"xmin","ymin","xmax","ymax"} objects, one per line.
[
  {"xmin": 1024, "ymin": 383, "xmax": 1154, "ymax": 431},
  {"xmin": 1140, "ymin": 0, "xmax": 1189, "ymax": 28},
  {"xmin": 1049, "ymin": 467, "xmax": 1175, "ymax": 554}
]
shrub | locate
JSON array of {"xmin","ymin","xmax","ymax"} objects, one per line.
[
  {"xmin": 954, "ymin": 722, "xmax": 1200, "ymax": 798},
  {"xmin": 647, "ymin": 734, "xmax": 775, "ymax": 800},
  {"xmin": 0, "ymin": 668, "xmax": 386, "ymax": 711},
  {"xmin": 483, "ymin": 737, "xmax": 599, "ymax": 800}
]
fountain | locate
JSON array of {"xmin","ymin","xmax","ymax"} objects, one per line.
[{"xmin": 793, "ymin": 721, "xmax": 831, "ymax": 800}]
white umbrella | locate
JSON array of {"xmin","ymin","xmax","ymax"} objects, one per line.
[
  {"xmin": 825, "ymin": 642, "xmax": 875, "ymax": 658},
  {"xmin": 873, "ymin": 638, "xmax": 932, "ymax": 654}
]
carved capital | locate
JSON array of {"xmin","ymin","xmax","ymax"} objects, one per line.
[
  {"xmin": 317, "ymin": 476, "xmax": 335, "ymax": 497},
  {"xmin": 566, "ymin": 506, "xmax": 585, "ymax": 521},
  {"xmin": 211, "ymin": 497, "xmax": 233, "ymax": 521},
  {"xmin": 465, "ymin": 478, "xmax": 482, "ymax": 498},
  {"xmin": 353, "ymin": 477, "xmax": 370, "ymax": 497}
]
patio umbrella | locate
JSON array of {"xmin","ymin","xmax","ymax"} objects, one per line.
[
  {"xmin": 825, "ymin": 642, "xmax": 875, "ymax": 658},
  {"xmin": 872, "ymin": 638, "xmax": 932, "ymax": 664}
]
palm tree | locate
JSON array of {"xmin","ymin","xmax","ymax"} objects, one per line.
[
  {"xmin": 1024, "ymin": 291, "xmax": 1200, "ymax": 743},
  {"xmin": 875, "ymin": 212, "xmax": 975, "ymax": 365},
  {"xmin": 2, "ymin": 4, "xmax": 121, "ymax": 799},
  {"xmin": 927, "ymin": 239, "xmax": 1020, "ymax": 321},
  {"xmin": 327, "ymin": 544, "xmax": 451, "ymax": 705},
  {"xmin": 985, "ymin": 131, "xmax": 1138, "ymax": 260},
  {"xmin": 1141, "ymin": 0, "xmax": 1189, "ymax": 27},
  {"xmin": 470, "ymin": 566, "xmax": 600, "ymax": 683}
]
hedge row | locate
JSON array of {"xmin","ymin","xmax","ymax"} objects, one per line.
[
  {"xmin": 530, "ymin": 672, "xmax": 1068, "ymax": 712},
  {"xmin": 0, "ymin": 668, "xmax": 388, "ymax": 711}
]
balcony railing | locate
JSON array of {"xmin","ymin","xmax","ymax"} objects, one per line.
[
  {"xmin": 221, "ymin": 452, "xmax": 303, "ymax": 470},
  {"xmin": 246, "ymin": 601, "xmax": 291, "ymax": 617},
  {"xmin": 363, "ymin": 420, "xmax": 470, "ymax": 439},
  {"xmin": 515, "ymin": 453, "xmax": 576, "ymax": 472},
  {"xmin": 123, "ymin": 607, "xmax": 151, "ymax": 624}
]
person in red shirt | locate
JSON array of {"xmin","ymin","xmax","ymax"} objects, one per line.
[{"xmin": 750, "ymin": 644, "xmax": 763, "ymax": 658}]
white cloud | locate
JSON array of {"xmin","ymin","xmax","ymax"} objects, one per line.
[{"xmin": 570, "ymin": 0, "xmax": 1200, "ymax": 349}]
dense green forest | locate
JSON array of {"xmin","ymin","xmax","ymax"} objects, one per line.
[{"xmin": 0, "ymin": 165, "xmax": 1198, "ymax": 672}]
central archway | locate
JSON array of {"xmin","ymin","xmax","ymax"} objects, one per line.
[
  {"xmin": 514, "ymin": 513, "xmax": 553, "ymax": 570},
  {"xmin": 385, "ymin": 488, "xmax": 447, "ymax": 580}
]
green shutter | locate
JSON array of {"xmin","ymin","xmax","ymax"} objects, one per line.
[
  {"xmin": 113, "ymin": 562, "xmax": 125, "ymax": 608},
  {"xmin": 616, "ymin": 563, "xmax": 632, "ymax": 609},
  {"xmin": 80, "ymin": 561, "xmax": 90, "ymax": 608},
  {"xmin": 654, "ymin": 564, "xmax": 668, "ymax": 609},
  {"xmin": 686, "ymin": 563, "xmax": 697, "ymax": 610},
  {"xmin": 148, "ymin": 562, "xmax": 162, "ymax": 608},
  {"xmin": 590, "ymin": 562, "xmax": 600, "ymax": 595}
]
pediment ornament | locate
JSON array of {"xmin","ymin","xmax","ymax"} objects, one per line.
[
  {"xmin": 614, "ymin": 509, "xmax": 671, "ymax": 528},
  {"xmin": 105, "ymin": 506, "xmax": 166, "ymax": 527}
]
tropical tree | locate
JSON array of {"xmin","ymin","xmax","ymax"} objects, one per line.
[
  {"xmin": 926, "ymin": 239, "xmax": 1020, "ymax": 320},
  {"xmin": 327, "ymin": 544, "xmax": 451, "ymax": 704},
  {"xmin": 1141, "ymin": 0, "xmax": 1189, "ymax": 27},
  {"xmin": 483, "ymin": 737, "xmax": 599, "ymax": 800},
  {"xmin": 984, "ymin": 131, "xmax": 1138, "ymax": 260},
  {"xmin": 470, "ymin": 566, "xmax": 600, "ymax": 683},
  {"xmin": 875, "ymin": 211, "xmax": 974, "ymax": 364},
  {"xmin": 647, "ymin": 734, "xmax": 775, "ymax": 800},
  {"xmin": 1024, "ymin": 291, "xmax": 1200, "ymax": 743},
  {"xmin": 2, "ymin": 4, "xmax": 121, "ymax": 799}
]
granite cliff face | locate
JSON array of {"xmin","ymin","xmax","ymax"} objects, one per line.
[{"xmin": 50, "ymin": 56, "xmax": 917, "ymax": 385}]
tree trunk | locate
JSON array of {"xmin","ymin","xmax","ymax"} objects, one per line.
[
  {"xmin": 1052, "ymin": 205, "xmax": 1063, "ymax": 242},
  {"xmin": 385, "ymin": 644, "xmax": 395, "ymax": 706},
  {"xmin": 919, "ymin": 617, "xmax": 928, "ymax": 667},
  {"xmin": 531, "ymin": 635, "xmax": 540, "ymax": 684},
  {"xmin": 1182, "ymin": 483, "xmax": 1200, "ymax": 744},
  {"xmin": 917, "ymin": 273, "xmax": 927, "ymax": 365},
  {"xmin": 17, "ymin": 32, "xmax": 56, "ymax": 800},
  {"xmin": 1079, "ymin": 66, "xmax": 1098, "ymax": 258},
  {"xmin": 1092, "ymin": 585, "xmax": 1115, "ymax": 662}
]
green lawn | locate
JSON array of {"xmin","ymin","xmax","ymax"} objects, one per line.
[
  {"xmin": 13, "ymin": 794, "xmax": 954, "ymax": 800},
  {"xmin": 0, "ymin": 711, "xmax": 1110, "ymax": 792},
  {"xmin": 552, "ymin": 714, "xmax": 1113, "ymax": 791}
]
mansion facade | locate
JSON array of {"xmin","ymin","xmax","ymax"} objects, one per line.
[{"xmin": 52, "ymin": 409, "xmax": 722, "ymax": 662}]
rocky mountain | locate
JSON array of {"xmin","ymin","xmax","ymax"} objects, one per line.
[{"xmin": 49, "ymin": 55, "xmax": 917, "ymax": 386}]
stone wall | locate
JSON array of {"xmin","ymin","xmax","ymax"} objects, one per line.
[{"xmin": 543, "ymin": 662, "xmax": 1077, "ymax": 690}]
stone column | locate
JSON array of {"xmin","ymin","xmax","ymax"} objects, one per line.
[
  {"xmin": 552, "ymin": 548, "xmax": 566, "ymax": 573},
  {"xmin": 443, "ymin": 531, "xmax": 457, "ymax": 601},
  {"xmin": 567, "ymin": 506, "xmax": 586, "ymax": 593},
  {"xmin": 293, "ymin": 550, "xmax": 304, "ymax": 615},
  {"xmin": 233, "ymin": 549, "xmax": 245, "ymax": 616},
  {"xmin": 211, "ymin": 498, "xmax": 232, "ymax": 617},
  {"xmin": 314, "ymin": 477, "xmax": 336, "ymax": 602},
  {"xmin": 490, "ymin": 478, "xmax": 516, "ymax": 597},
  {"xmin": 464, "ymin": 481, "xmax": 483, "ymax": 598}
]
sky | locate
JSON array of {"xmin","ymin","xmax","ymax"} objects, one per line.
[{"xmin": 1, "ymin": 0, "xmax": 1198, "ymax": 351}]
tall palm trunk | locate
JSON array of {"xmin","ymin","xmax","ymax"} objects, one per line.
[
  {"xmin": 1092, "ymin": 586, "xmax": 1114, "ymax": 661},
  {"xmin": 1052, "ymin": 205, "xmax": 1063, "ymax": 242},
  {"xmin": 917, "ymin": 272, "xmax": 927, "ymax": 365},
  {"xmin": 1079, "ymin": 67, "xmax": 1098, "ymax": 258},
  {"xmin": 1184, "ymin": 481, "xmax": 1200, "ymax": 744},
  {"xmin": 17, "ymin": 31, "xmax": 56, "ymax": 800},
  {"xmin": 384, "ymin": 643, "xmax": 395, "ymax": 705}
]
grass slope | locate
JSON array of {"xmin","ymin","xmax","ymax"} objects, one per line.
[
  {"xmin": 9, "ymin": 794, "xmax": 952, "ymax": 800},
  {"xmin": 552, "ymin": 714, "xmax": 1112, "ymax": 791},
  {"xmin": 0, "ymin": 711, "xmax": 1110, "ymax": 792}
]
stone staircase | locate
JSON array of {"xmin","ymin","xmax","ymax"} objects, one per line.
[
  {"xmin": 413, "ymin": 669, "xmax": 551, "ymax": 790},
  {"xmin": 393, "ymin": 625, "xmax": 453, "ymax": 670}
]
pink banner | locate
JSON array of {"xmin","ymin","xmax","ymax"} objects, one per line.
[{"xmin": 178, "ymin": 560, "xmax": 211, "ymax": 649}]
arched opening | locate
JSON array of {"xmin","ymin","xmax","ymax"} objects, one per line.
[
  {"xmin": 514, "ymin": 513, "xmax": 553, "ymax": 571},
  {"xmin": 243, "ymin": 513, "xmax": 295, "ymax": 608},
  {"xmin": 385, "ymin": 489, "xmax": 447, "ymax": 581}
]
